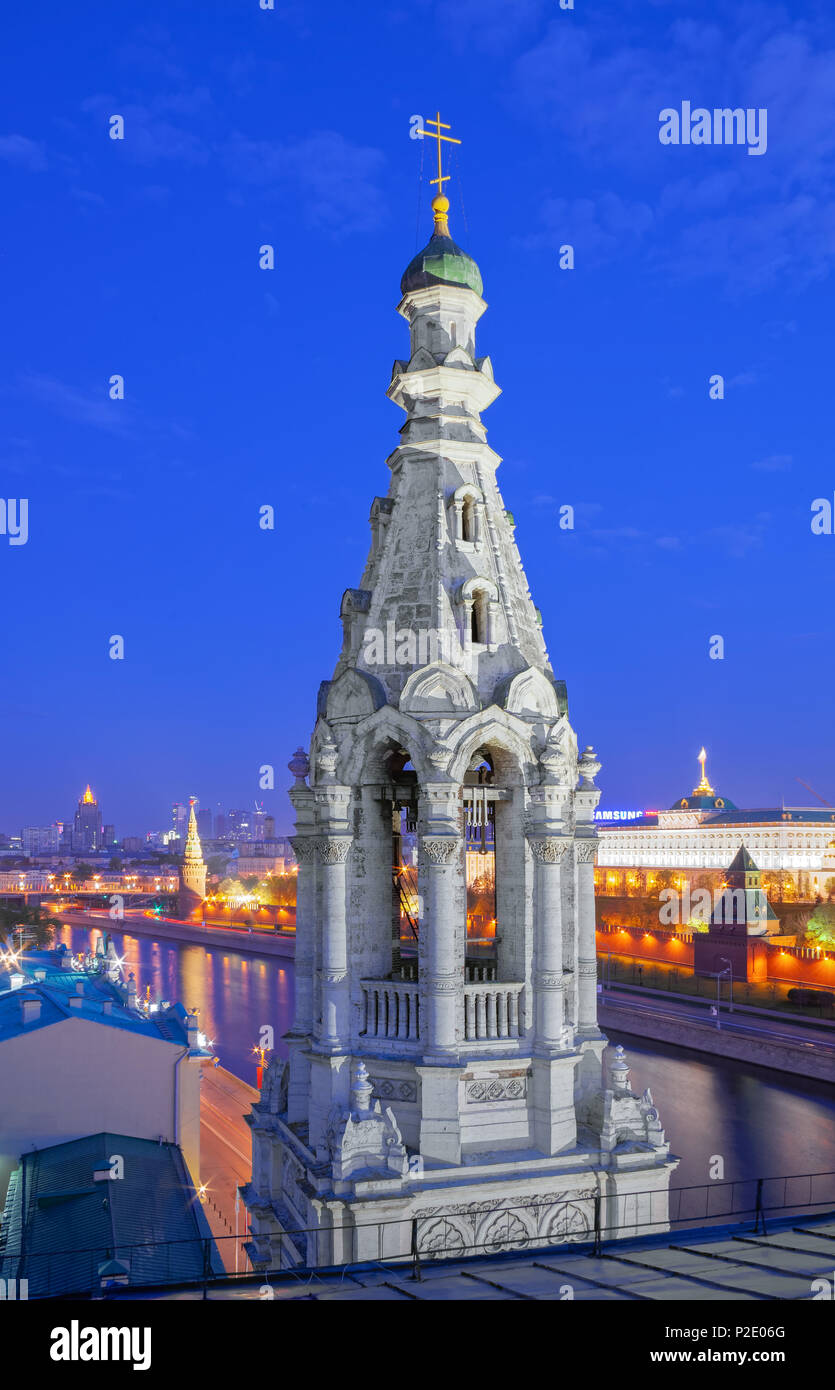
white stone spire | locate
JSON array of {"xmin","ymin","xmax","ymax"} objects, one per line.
[{"xmin": 335, "ymin": 199, "xmax": 553, "ymax": 707}]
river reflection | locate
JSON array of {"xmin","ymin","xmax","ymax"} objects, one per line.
[
  {"xmin": 58, "ymin": 924, "xmax": 835, "ymax": 1190},
  {"xmin": 58, "ymin": 923, "xmax": 293, "ymax": 1089}
]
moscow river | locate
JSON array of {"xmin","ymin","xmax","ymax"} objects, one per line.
[{"xmin": 57, "ymin": 921, "xmax": 835, "ymax": 1194}]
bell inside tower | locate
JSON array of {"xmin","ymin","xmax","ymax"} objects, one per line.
[{"xmin": 464, "ymin": 750, "xmax": 497, "ymax": 969}]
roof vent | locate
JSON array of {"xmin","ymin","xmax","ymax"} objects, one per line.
[{"xmin": 22, "ymin": 998, "xmax": 41, "ymax": 1024}]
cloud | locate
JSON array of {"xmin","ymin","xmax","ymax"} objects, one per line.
[
  {"xmin": 751, "ymin": 453, "xmax": 792, "ymax": 471},
  {"xmin": 221, "ymin": 130, "xmax": 387, "ymax": 234},
  {"xmin": 80, "ymin": 95, "xmax": 209, "ymax": 165},
  {"xmin": 18, "ymin": 374, "xmax": 134, "ymax": 436},
  {"xmin": 706, "ymin": 514, "xmax": 770, "ymax": 558},
  {"xmin": 511, "ymin": 11, "xmax": 835, "ymax": 291},
  {"xmin": 522, "ymin": 192, "xmax": 654, "ymax": 265},
  {"xmin": 0, "ymin": 134, "xmax": 47, "ymax": 170},
  {"xmin": 441, "ymin": 0, "xmax": 548, "ymax": 53}
]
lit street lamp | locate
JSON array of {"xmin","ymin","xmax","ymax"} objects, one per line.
[{"xmin": 719, "ymin": 955, "xmax": 734, "ymax": 1013}]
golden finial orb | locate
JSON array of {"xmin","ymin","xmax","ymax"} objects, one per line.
[{"xmin": 431, "ymin": 192, "xmax": 450, "ymax": 235}]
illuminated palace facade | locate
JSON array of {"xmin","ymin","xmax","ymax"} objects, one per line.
[{"xmin": 595, "ymin": 751, "xmax": 835, "ymax": 898}]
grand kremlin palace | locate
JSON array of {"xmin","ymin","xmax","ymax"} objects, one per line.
[{"xmin": 594, "ymin": 751, "xmax": 835, "ymax": 899}]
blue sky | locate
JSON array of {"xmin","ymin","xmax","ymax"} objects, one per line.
[{"xmin": 2, "ymin": 0, "xmax": 834, "ymax": 837}]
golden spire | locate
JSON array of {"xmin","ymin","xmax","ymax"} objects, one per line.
[
  {"xmin": 693, "ymin": 746, "xmax": 715, "ymax": 796},
  {"xmin": 424, "ymin": 110, "xmax": 460, "ymax": 236},
  {"xmin": 82, "ymin": 784, "xmax": 95, "ymax": 804}
]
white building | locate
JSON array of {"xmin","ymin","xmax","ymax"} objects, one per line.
[
  {"xmin": 596, "ymin": 750, "xmax": 835, "ymax": 895},
  {"xmin": 0, "ymin": 945, "xmax": 211, "ymax": 1204},
  {"xmin": 242, "ymin": 179, "xmax": 675, "ymax": 1269}
]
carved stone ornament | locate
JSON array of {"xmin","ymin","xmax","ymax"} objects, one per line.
[
  {"xmin": 574, "ymin": 840, "xmax": 597, "ymax": 864},
  {"xmin": 466, "ymin": 1075, "xmax": 528, "ymax": 1103},
  {"xmin": 528, "ymin": 837, "xmax": 568, "ymax": 864},
  {"xmin": 423, "ymin": 836, "xmax": 460, "ymax": 865},
  {"xmin": 325, "ymin": 1061, "xmax": 409, "ymax": 1181},
  {"xmin": 577, "ymin": 745, "xmax": 601, "ymax": 788},
  {"xmin": 288, "ymin": 747, "xmax": 310, "ymax": 782},
  {"xmin": 316, "ymin": 836, "xmax": 353, "ymax": 864},
  {"xmin": 316, "ymin": 738, "xmax": 340, "ymax": 782},
  {"xmin": 539, "ymin": 726, "xmax": 569, "ymax": 784},
  {"xmin": 290, "ymin": 836, "xmax": 317, "ymax": 864}
]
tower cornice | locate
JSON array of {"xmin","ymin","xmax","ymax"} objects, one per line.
[{"xmin": 385, "ymin": 438, "xmax": 503, "ymax": 473}]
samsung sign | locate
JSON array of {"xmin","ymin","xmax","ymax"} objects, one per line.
[{"xmin": 594, "ymin": 810, "xmax": 657, "ymax": 822}]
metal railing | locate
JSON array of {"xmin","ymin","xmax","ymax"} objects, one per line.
[{"xmin": 4, "ymin": 1169, "xmax": 834, "ymax": 1300}]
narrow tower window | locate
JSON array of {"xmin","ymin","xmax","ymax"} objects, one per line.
[
  {"xmin": 471, "ymin": 589, "xmax": 488, "ymax": 644},
  {"xmin": 462, "ymin": 496, "xmax": 476, "ymax": 543}
]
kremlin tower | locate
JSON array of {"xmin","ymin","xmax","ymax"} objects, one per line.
[{"xmin": 178, "ymin": 799, "xmax": 207, "ymax": 922}]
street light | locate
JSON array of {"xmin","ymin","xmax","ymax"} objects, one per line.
[
  {"xmin": 719, "ymin": 955, "xmax": 734, "ymax": 1013},
  {"xmin": 712, "ymin": 964, "xmax": 731, "ymax": 1028}
]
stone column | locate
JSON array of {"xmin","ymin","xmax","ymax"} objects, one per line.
[
  {"xmin": 289, "ymin": 837, "xmax": 316, "ymax": 1035},
  {"xmin": 417, "ymin": 780, "xmax": 465, "ymax": 1165},
  {"xmin": 316, "ymin": 834, "xmax": 353, "ymax": 1052},
  {"xmin": 575, "ymin": 839, "xmax": 600, "ymax": 1035},
  {"xmin": 421, "ymin": 833, "xmax": 462, "ymax": 1058},
  {"xmin": 528, "ymin": 835, "xmax": 569, "ymax": 1051},
  {"xmin": 285, "ymin": 752, "xmax": 316, "ymax": 1126}
]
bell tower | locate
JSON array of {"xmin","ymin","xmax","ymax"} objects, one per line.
[{"xmin": 243, "ymin": 130, "xmax": 677, "ymax": 1268}]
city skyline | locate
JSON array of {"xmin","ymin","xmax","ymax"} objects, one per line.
[{"xmin": 4, "ymin": 4, "xmax": 835, "ymax": 834}]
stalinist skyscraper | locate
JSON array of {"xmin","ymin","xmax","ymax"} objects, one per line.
[{"xmin": 244, "ymin": 121, "xmax": 676, "ymax": 1267}]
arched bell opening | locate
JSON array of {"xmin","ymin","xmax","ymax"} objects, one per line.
[
  {"xmin": 348, "ymin": 737, "xmax": 422, "ymax": 1006},
  {"xmin": 464, "ymin": 749, "xmax": 497, "ymax": 973},
  {"xmin": 384, "ymin": 745, "xmax": 421, "ymax": 974},
  {"xmin": 460, "ymin": 739, "xmax": 527, "ymax": 992}
]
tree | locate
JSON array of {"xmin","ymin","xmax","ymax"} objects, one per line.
[
  {"xmin": 0, "ymin": 903, "xmax": 62, "ymax": 950},
  {"xmin": 206, "ymin": 854, "xmax": 232, "ymax": 878},
  {"xmin": 257, "ymin": 874, "xmax": 297, "ymax": 907},
  {"xmin": 824, "ymin": 877, "xmax": 835, "ymax": 901},
  {"xmin": 217, "ymin": 877, "xmax": 246, "ymax": 898},
  {"xmin": 806, "ymin": 904, "xmax": 835, "ymax": 949},
  {"xmin": 72, "ymin": 862, "xmax": 95, "ymax": 882},
  {"xmin": 109, "ymin": 856, "xmax": 123, "ymax": 871}
]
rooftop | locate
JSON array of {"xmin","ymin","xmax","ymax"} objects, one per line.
[
  {"xmin": 0, "ymin": 946, "xmax": 205, "ymax": 1048},
  {"xmin": 0, "ymin": 1132, "xmax": 222, "ymax": 1299}
]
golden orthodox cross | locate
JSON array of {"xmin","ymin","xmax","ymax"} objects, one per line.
[{"xmin": 424, "ymin": 111, "xmax": 461, "ymax": 196}]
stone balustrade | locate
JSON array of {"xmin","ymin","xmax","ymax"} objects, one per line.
[
  {"xmin": 361, "ymin": 979, "xmax": 421, "ymax": 1042},
  {"xmin": 359, "ymin": 975, "xmax": 526, "ymax": 1048},
  {"xmin": 464, "ymin": 981, "xmax": 524, "ymax": 1041}
]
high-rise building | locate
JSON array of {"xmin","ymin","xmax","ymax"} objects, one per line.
[
  {"xmin": 243, "ymin": 171, "xmax": 674, "ymax": 1269},
  {"xmin": 214, "ymin": 812, "xmax": 227, "ymax": 839},
  {"xmin": 102, "ymin": 823, "xmax": 115, "ymax": 848},
  {"xmin": 226, "ymin": 809, "xmax": 251, "ymax": 841},
  {"xmin": 22, "ymin": 826, "xmax": 60, "ymax": 856},
  {"xmin": 72, "ymin": 785, "xmax": 102, "ymax": 853},
  {"xmin": 196, "ymin": 808, "xmax": 212, "ymax": 842},
  {"xmin": 171, "ymin": 802, "xmax": 188, "ymax": 843},
  {"xmin": 252, "ymin": 805, "xmax": 266, "ymax": 842}
]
